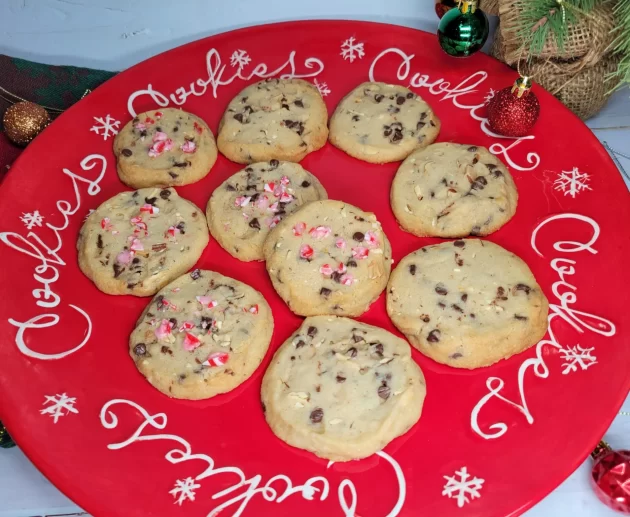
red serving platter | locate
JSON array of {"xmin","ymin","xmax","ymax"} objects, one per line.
[{"xmin": 1, "ymin": 20, "xmax": 629, "ymax": 517}]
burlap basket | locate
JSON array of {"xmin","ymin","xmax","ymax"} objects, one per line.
[
  {"xmin": 496, "ymin": 0, "xmax": 616, "ymax": 70},
  {"xmin": 480, "ymin": 0, "xmax": 500, "ymax": 16}
]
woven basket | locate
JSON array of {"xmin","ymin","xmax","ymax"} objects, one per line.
[{"xmin": 480, "ymin": 0, "xmax": 500, "ymax": 16}]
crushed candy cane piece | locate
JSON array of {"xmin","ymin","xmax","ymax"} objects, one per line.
[
  {"xmin": 116, "ymin": 250, "xmax": 134, "ymax": 265},
  {"xmin": 235, "ymin": 196, "xmax": 252, "ymax": 208},
  {"xmin": 140, "ymin": 204, "xmax": 160, "ymax": 215},
  {"xmin": 279, "ymin": 192, "xmax": 294, "ymax": 203},
  {"xmin": 309, "ymin": 226, "xmax": 331, "ymax": 239},
  {"xmin": 130, "ymin": 215, "xmax": 143, "ymax": 224},
  {"xmin": 145, "ymin": 116, "xmax": 156, "ymax": 124},
  {"xmin": 293, "ymin": 222, "xmax": 307, "ymax": 236},
  {"xmin": 130, "ymin": 238, "xmax": 144, "ymax": 251},
  {"xmin": 180, "ymin": 140, "xmax": 196, "ymax": 153},
  {"xmin": 196, "ymin": 295, "xmax": 218, "ymax": 308},
  {"xmin": 340, "ymin": 273, "xmax": 355, "ymax": 286},
  {"xmin": 100, "ymin": 217, "xmax": 113, "ymax": 231},
  {"xmin": 183, "ymin": 332, "xmax": 201, "ymax": 351},
  {"xmin": 133, "ymin": 221, "xmax": 148, "ymax": 236},
  {"xmin": 155, "ymin": 111, "xmax": 163, "ymax": 119},
  {"xmin": 203, "ymin": 352, "xmax": 229, "ymax": 367},
  {"xmin": 166, "ymin": 226, "xmax": 180, "ymax": 238},
  {"xmin": 193, "ymin": 121, "xmax": 203, "ymax": 134},
  {"xmin": 300, "ymin": 244, "xmax": 314, "ymax": 260},
  {"xmin": 337, "ymin": 262, "xmax": 347, "ymax": 274},
  {"xmin": 247, "ymin": 304, "xmax": 259, "ymax": 315},
  {"xmin": 352, "ymin": 246, "xmax": 370, "ymax": 260},
  {"xmin": 335, "ymin": 238, "xmax": 346, "ymax": 249},
  {"xmin": 255, "ymin": 195, "xmax": 269, "ymax": 210},
  {"xmin": 268, "ymin": 215, "xmax": 282, "ymax": 228},
  {"xmin": 264, "ymin": 182, "xmax": 276, "ymax": 193},
  {"xmin": 153, "ymin": 131, "xmax": 168, "ymax": 142},
  {"xmin": 155, "ymin": 319, "xmax": 174, "ymax": 340},
  {"xmin": 319, "ymin": 264, "xmax": 333, "ymax": 276},
  {"xmin": 280, "ymin": 175, "xmax": 290, "ymax": 185},
  {"xmin": 364, "ymin": 231, "xmax": 379, "ymax": 247},
  {"xmin": 148, "ymin": 138, "xmax": 173, "ymax": 157},
  {"xmin": 171, "ymin": 287, "xmax": 181, "ymax": 293},
  {"xmin": 179, "ymin": 321, "xmax": 195, "ymax": 332},
  {"xmin": 269, "ymin": 202, "xmax": 279, "ymax": 212},
  {"xmin": 134, "ymin": 122, "xmax": 146, "ymax": 131}
]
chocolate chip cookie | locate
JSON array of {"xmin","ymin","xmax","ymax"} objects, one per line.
[
  {"xmin": 206, "ymin": 160, "xmax": 327, "ymax": 262},
  {"xmin": 130, "ymin": 270, "xmax": 273, "ymax": 399},
  {"xmin": 261, "ymin": 316, "xmax": 426, "ymax": 461},
  {"xmin": 391, "ymin": 143, "xmax": 518, "ymax": 237},
  {"xmin": 386, "ymin": 239, "xmax": 549, "ymax": 369},
  {"xmin": 329, "ymin": 82, "xmax": 440, "ymax": 163},
  {"xmin": 77, "ymin": 187, "xmax": 208, "ymax": 296},
  {"xmin": 217, "ymin": 78, "xmax": 328, "ymax": 164},
  {"xmin": 114, "ymin": 108, "xmax": 217, "ymax": 188},
  {"xmin": 262, "ymin": 200, "xmax": 392, "ymax": 317}
]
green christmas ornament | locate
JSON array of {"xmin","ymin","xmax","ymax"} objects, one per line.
[{"xmin": 437, "ymin": 0, "xmax": 489, "ymax": 57}]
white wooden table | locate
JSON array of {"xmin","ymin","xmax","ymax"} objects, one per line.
[{"xmin": 1, "ymin": 1, "xmax": 629, "ymax": 516}]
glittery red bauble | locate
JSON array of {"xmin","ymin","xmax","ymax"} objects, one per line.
[
  {"xmin": 487, "ymin": 86, "xmax": 540, "ymax": 137},
  {"xmin": 591, "ymin": 449, "xmax": 630, "ymax": 513}
]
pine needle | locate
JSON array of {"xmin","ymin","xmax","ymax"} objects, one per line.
[{"xmin": 607, "ymin": 0, "xmax": 630, "ymax": 91}]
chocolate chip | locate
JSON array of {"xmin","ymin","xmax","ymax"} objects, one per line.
[
  {"xmin": 387, "ymin": 106, "xmax": 400, "ymax": 114},
  {"xmin": 319, "ymin": 287, "xmax": 332, "ymax": 298},
  {"xmin": 470, "ymin": 313, "xmax": 476, "ymax": 318},
  {"xmin": 467, "ymin": 146, "xmax": 478, "ymax": 152},
  {"xmin": 176, "ymin": 222, "xmax": 186, "ymax": 234},
  {"xmin": 378, "ymin": 383, "xmax": 391, "ymax": 400},
  {"xmin": 396, "ymin": 95, "xmax": 406, "ymax": 105},
  {"xmin": 352, "ymin": 232, "xmax": 364, "ymax": 241},
  {"xmin": 352, "ymin": 115, "xmax": 360, "ymax": 122},
  {"xmin": 352, "ymin": 334, "xmax": 363, "ymax": 343},
  {"xmin": 515, "ymin": 314, "xmax": 528, "ymax": 320},
  {"xmin": 373, "ymin": 343, "xmax": 384, "ymax": 356},
  {"xmin": 282, "ymin": 103, "xmax": 290, "ymax": 110},
  {"xmin": 435, "ymin": 284, "xmax": 448, "ymax": 295},
  {"xmin": 470, "ymin": 226, "xmax": 481, "ymax": 236},
  {"xmin": 133, "ymin": 257, "xmax": 140, "ymax": 264},
  {"xmin": 283, "ymin": 120, "xmax": 304, "ymax": 135},
  {"xmin": 409, "ymin": 264, "xmax": 416, "ymax": 275},
  {"xmin": 307, "ymin": 326, "xmax": 318, "ymax": 338},
  {"xmin": 133, "ymin": 343, "xmax": 146, "ymax": 356},
  {"xmin": 455, "ymin": 254, "xmax": 464, "ymax": 266},
  {"xmin": 113, "ymin": 263, "xmax": 123, "ymax": 278},
  {"xmin": 347, "ymin": 347, "xmax": 358, "ymax": 358},
  {"xmin": 190, "ymin": 269, "xmax": 201, "ymax": 280},
  {"xmin": 392, "ymin": 130, "xmax": 403, "ymax": 142},
  {"xmin": 269, "ymin": 159, "xmax": 279, "ymax": 168},
  {"xmin": 139, "ymin": 129, "xmax": 147, "ymax": 138},
  {"xmin": 294, "ymin": 99, "xmax": 304, "ymax": 108},
  {"xmin": 295, "ymin": 340, "xmax": 306, "ymax": 348},
  {"xmin": 374, "ymin": 94, "xmax": 384, "ymax": 103},
  {"xmin": 249, "ymin": 218, "xmax": 261, "ymax": 230},
  {"xmin": 97, "ymin": 234, "xmax": 103, "ymax": 249},
  {"xmin": 450, "ymin": 352, "xmax": 463, "ymax": 359},
  {"xmin": 226, "ymin": 184, "xmax": 236, "ymax": 191},
  {"xmin": 300, "ymin": 180, "xmax": 310, "ymax": 188},
  {"xmin": 497, "ymin": 286, "xmax": 508, "ymax": 300},
  {"xmin": 472, "ymin": 157, "xmax": 479, "ymax": 165},
  {"xmin": 408, "ymin": 92, "xmax": 416, "ymax": 99},
  {"xmin": 199, "ymin": 316, "xmax": 213, "ymax": 330},
  {"xmin": 173, "ymin": 126, "xmax": 178, "ymax": 132},
  {"xmin": 155, "ymin": 295, "xmax": 165, "ymax": 308},
  {"xmin": 161, "ymin": 346, "xmax": 172, "ymax": 355},
  {"xmin": 159, "ymin": 189, "xmax": 171, "ymax": 199},
  {"xmin": 331, "ymin": 271, "xmax": 343, "ymax": 283},
  {"xmin": 493, "ymin": 170, "xmax": 504, "ymax": 178},
  {"xmin": 234, "ymin": 113, "xmax": 244, "ymax": 123},
  {"xmin": 261, "ymin": 401, "xmax": 266, "ymax": 413},
  {"xmin": 169, "ymin": 317, "xmax": 178, "ymax": 327},
  {"xmin": 336, "ymin": 375, "xmax": 346, "ymax": 383},
  {"xmin": 417, "ymin": 121, "xmax": 426, "ymax": 131},
  {"xmin": 168, "ymin": 172, "xmax": 179, "ymax": 179},
  {"xmin": 427, "ymin": 329, "xmax": 441, "ymax": 343},
  {"xmin": 121, "ymin": 148, "xmax": 132, "ymax": 157},
  {"xmin": 173, "ymin": 161, "xmax": 190, "ymax": 167},
  {"xmin": 438, "ymin": 302, "xmax": 446, "ymax": 309},
  {"xmin": 145, "ymin": 196, "xmax": 158, "ymax": 206},
  {"xmin": 346, "ymin": 259, "xmax": 357, "ymax": 268},
  {"xmin": 461, "ymin": 293, "xmax": 468, "ymax": 302},
  {"xmin": 471, "ymin": 176, "xmax": 488, "ymax": 190},
  {"xmin": 310, "ymin": 408, "xmax": 324, "ymax": 423},
  {"xmin": 515, "ymin": 283, "xmax": 531, "ymax": 295},
  {"xmin": 451, "ymin": 304, "xmax": 464, "ymax": 313},
  {"xmin": 421, "ymin": 314, "xmax": 430, "ymax": 322}
]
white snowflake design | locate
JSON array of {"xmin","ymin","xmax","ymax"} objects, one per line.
[
  {"xmin": 169, "ymin": 477, "xmax": 201, "ymax": 505},
  {"xmin": 90, "ymin": 114, "xmax": 120, "ymax": 140},
  {"xmin": 484, "ymin": 88, "xmax": 496, "ymax": 105},
  {"xmin": 314, "ymin": 78, "xmax": 331, "ymax": 97},
  {"xmin": 340, "ymin": 36, "xmax": 365, "ymax": 62},
  {"xmin": 553, "ymin": 167, "xmax": 592, "ymax": 198},
  {"xmin": 559, "ymin": 345, "xmax": 597, "ymax": 374},
  {"xmin": 20, "ymin": 210, "xmax": 44, "ymax": 229},
  {"xmin": 442, "ymin": 467, "xmax": 485, "ymax": 508},
  {"xmin": 230, "ymin": 49, "xmax": 251, "ymax": 70},
  {"xmin": 40, "ymin": 393, "xmax": 78, "ymax": 424}
]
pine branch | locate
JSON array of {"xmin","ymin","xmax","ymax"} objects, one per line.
[{"xmin": 607, "ymin": 0, "xmax": 630, "ymax": 90}]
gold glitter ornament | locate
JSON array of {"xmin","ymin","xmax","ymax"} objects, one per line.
[{"xmin": 3, "ymin": 101, "xmax": 50, "ymax": 146}]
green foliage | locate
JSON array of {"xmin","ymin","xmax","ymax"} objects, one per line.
[{"xmin": 608, "ymin": 0, "xmax": 630, "ymax": 90}]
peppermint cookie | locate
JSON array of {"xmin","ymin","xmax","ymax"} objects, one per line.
[
  {"xmin": 130, "ymin": 270, "xmax": 273, "ymax": 400},
  {"xmin": 263, "ymin": 200, "xmax": 393, "ymax": 317},
  {"xmin": 217, "ymin": 78, "xmax": 328, "ymax": 164},
  {"xmin": 261, "ymin": 316, "xmax": 426, "ymax": 461},
  {"xmin": 114, "ymin": 108, "xmax": 217, "ymax": 188},
  {"xmin": 386, "ymin": 239, "xmax": 549, "ymax": 369},
  {"xmin": 78, "ymin": 187, "xmax": 208, "ymax": 296},
  {"xmin": 329, "ymin": 82, "xmax": 440, "ymax": 164},
  {"xmin": 391, "ymin": 143, "xmax": 518, "ymax": 237},
  {"xmin": 206, "ymin": 161, "xmax": 327, "ymax": 262}
]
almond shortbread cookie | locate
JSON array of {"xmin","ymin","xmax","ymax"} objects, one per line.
[
  {"xmin": 130, "ymin": 269, "xmax": 273, "ymax": 400},
  {"xmin": 206, "ymin": 160, "xmax": 327, "ymax": 261},
  {"xmin": 329, "ymin": 82, "xmax": 440, "ymax": 163},
  {"xmin": 391, "ymin": 143, "xmax": 518, "ymax": 237},
  {"xmin": 261, "ymin": 316, "xmax": 426, "ymax": 461},
  {"xmin": 217, "ymin": 78, "xmax": 328, "ymax": 164},
  {"xmin": 114, "ymin": 108, "xmax": 217, "ymax": 188},
  {"xmin": 263, "ymin": 200, "xmax": 392, "ymax": 317},
  {"xmin": 77, "ymin": 187, "xmax": 208, "ymax": 296},
  {"xmin": 387, "ymin": 239, "xmax": 549, "ymax": 369}
]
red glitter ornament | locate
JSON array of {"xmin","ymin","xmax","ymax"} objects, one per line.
[
  {"xmin": 487, "ymin": 76, "xmax": 540, "ymax": 137},
  {"xmin": 591, "ymin": 441, "xmax": 630, "ymax": 514}
]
